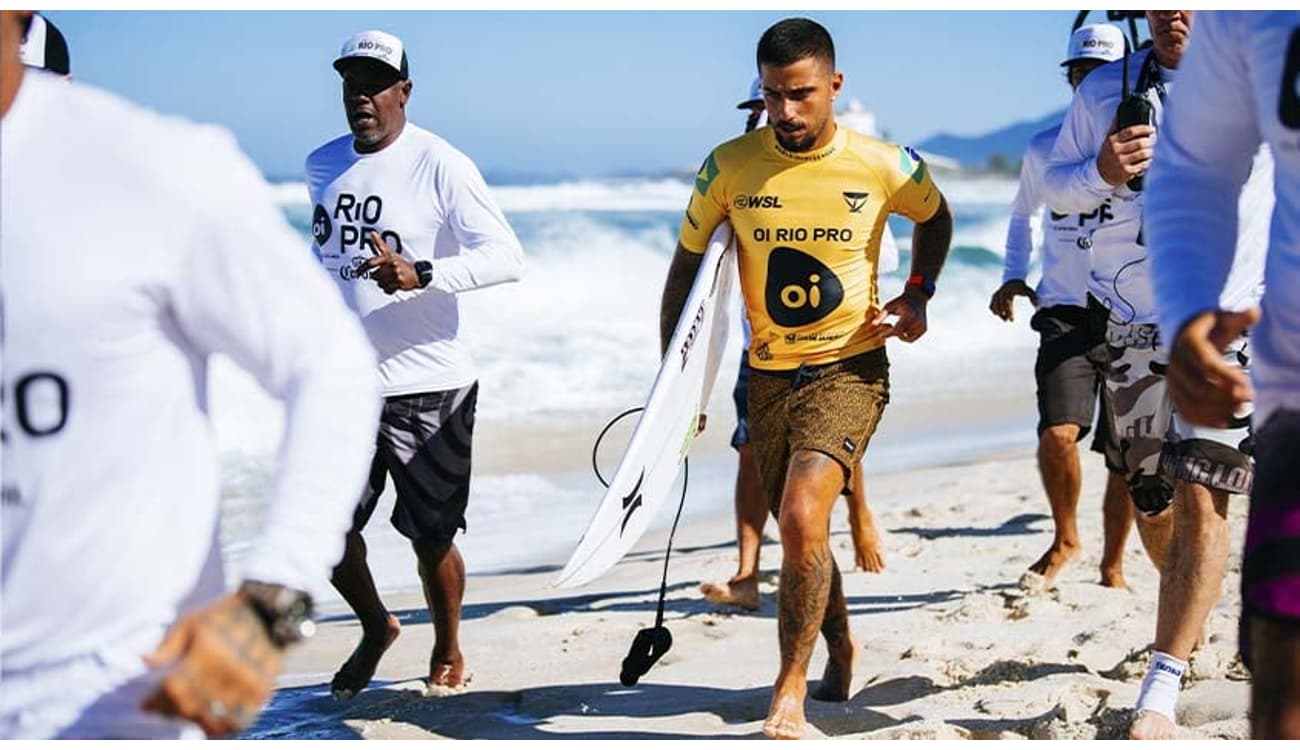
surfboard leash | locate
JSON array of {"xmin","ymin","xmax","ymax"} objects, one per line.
[{"xmin": 591, "ymin": 407, "xmax": 689, "ymax": 687}]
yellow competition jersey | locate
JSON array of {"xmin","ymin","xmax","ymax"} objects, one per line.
[{"xmin": 678, "ymin": 125, "xmax": 941, "ymax": 370}]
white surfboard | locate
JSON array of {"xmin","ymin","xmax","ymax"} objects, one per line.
[{"xmin": 554, "ymin": 222, "xmax": 737, "ymax": 589}]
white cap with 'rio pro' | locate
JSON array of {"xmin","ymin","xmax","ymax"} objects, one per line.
[
  {"xmin": 1061, "ymin": 23, "xmax": 1125, "ymax": 66},
  {"xmin": 333, "ymin": 30, "xmax": 409, "ymax": 79}
]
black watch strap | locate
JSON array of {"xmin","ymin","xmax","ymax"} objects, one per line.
[
  {"xmin": 414, "ymin": 260, "xmax": 434, "ymax": 289},
  {"xmin": 238, "ymin": 580, "xmax": 316, "ymax": 648}
]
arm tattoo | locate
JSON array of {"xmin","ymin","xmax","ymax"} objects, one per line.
[
  {"xmin": 910, "ymin": 195, "xmax": 953, "ymax": 282},
  {"xmin": 659, "ymin": 246, "xmax": 706, "ymax": 356}
]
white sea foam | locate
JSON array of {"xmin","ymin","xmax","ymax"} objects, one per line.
[
  {"xmin": 235, "ymin": 173, "xmax": 1035, "ymax": 432},
  {"xmin": 271, "ymin": 178, "xmax": 694, "ymax": 214},
  {"xmin": 219, "ymin": 174, "xmax": 1038, "ymax": 581},
  {"xmin": 274, "ymin": 174, "xmax": 1019, "ymax": 214}
]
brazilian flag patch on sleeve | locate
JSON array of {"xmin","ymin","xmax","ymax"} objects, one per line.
[
  {"xmin": 695, "ymin": 152, "xmax": 720, "ymax": 197},
  {"xmin": 898, "ymin": 145, "xmax": 927, "ymax": 185}
]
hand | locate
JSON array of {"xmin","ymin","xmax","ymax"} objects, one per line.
[
  {"xmin": 1097, "ymin": 122, "xmax": 1156, "ymax": 187},
  {"xmin": 1167, "ymin": 308, "xmax": 1259, "ymax": 428},
  {"xmin": 989, "ymin": 279, "xmax": 1038, "ymax": 322},
  {"xmin": 870, "ymin": 287, "xmax": 928, "ymax": 343},
  {"xmin": 141, "ymin": 593, "xmax": 284, "ymax": 738},
  {"xmin": 361, "ymin": 231, "xmax": 420, "ymax": 295}
]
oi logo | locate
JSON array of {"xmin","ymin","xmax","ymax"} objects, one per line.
[
  {"xmin": 765, "ymin": 247, "xmax": 844, "ymax": 327},
  {"xmin": 312, "ymin": 204, "xmax": 332, "ymax": 246}
]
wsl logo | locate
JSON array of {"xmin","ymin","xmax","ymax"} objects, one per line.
[
  {"xmin": 733, "ymin": 194, "xmax": 784, "ymax": 210},
  {"xmin": 766, "ymin": 247, "xmax": 843, "ymax": 327}
]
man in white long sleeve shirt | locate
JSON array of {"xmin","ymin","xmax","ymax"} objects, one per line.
[
  {"xmin": 1042, "ymin": 10, "xmax": 1272, "ymax": 740},
  {"xmin": 1145, "ymin": 10, "xmax": 1300, "ymax": 739},
  {"xmin": 0, "ymin": 9, "xmax": 380, "ymax": 739},
  {"xmin": 307, "ymin": 30, "xmax": 524, "ymax": 697},
  {"xmin": 989, "ymin": 23, "xmax": 1131, "ymax": 590}
]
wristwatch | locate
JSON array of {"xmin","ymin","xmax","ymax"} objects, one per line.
[
  {"xmin": 905, "ymin": 274, "xmax": 936, "ymax": 300},
  {"xmin": 238, "ymin": 580, "xmax": 316, "ymax": 648},
  {"xmin": 413, "ymin": 259, "xmax": 434, "ymax": 289}
]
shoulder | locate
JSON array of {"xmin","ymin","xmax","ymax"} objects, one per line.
[
  {"xmin": 843, "ymin": 129, "xmax": 902, "ymax": 164},
  {"xmin": 843, "ymin": 130, "xmax": 922, "ymax": 184},
  {"xmin": 1025, "ymin": 124, "xmax": 1062, "ymax": 161},
  {"xmin": 55, "ymin": 79, "xmax": 266, "ymax": 204},
  {"xmin": 402, "ymin": 124, "xmax": 485, "ymax": 178},
  {"xmin": 306, "ymin": 133, "xmax": 354, "ymax": 168},
  {"xmin": 1073, "ymin": 51, "xmax": 1141, "ymax": 110},
  {"xmin": 709, "ymin": 128, "xmax": 765, "ymax": 170},
  {"xmin": 44, "ymin": 75, "xmax": 237, "ymax": 161}
]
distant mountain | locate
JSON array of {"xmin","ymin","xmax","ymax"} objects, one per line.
[{"xmin": 917, "ymin": 108, "xmax": 1066, "ymax": 172}]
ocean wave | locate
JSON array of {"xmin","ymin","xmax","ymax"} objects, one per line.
[
  {"xmin": 271, "ymin": 178, "xmax": 694, "ymax": 214},
  {"xmin": 271, "ymin": 174, "xmax": 1019, "ymax": 214},
  {"xmin": 235, "ymin": 179, "xmax": 1040, "ymax": 428}
]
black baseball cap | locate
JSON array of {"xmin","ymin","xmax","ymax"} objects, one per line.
[{"xmin": 20, "ymin": 14, "xmax": 70, "ymax": 76}]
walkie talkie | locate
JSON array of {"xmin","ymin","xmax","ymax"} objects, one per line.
[{"xmin": 1116, "ymin": 42, "xmax": 1155, "ymax": 192}]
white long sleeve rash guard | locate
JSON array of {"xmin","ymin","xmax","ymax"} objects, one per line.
[
  {"xmin": 0, "ymin": 71, "xmax": 381, "ymax": 738},
  {"xmin": 307, "ymin": 124, "xmax": 525, "ymax": 396},
  {"xmin": 1001, "ymin": 123, "xmax": 1091, "ymax": 309},
  {"xmin": 1146, "ymin": 11, "xmax": 1297, "ymax": 425},
  {"xmin": 1041, "ymin": 47, "xmax": 1270, "ymax": 329}
]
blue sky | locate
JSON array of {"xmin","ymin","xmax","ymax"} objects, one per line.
[{"xmin": 46, "ymin": 10, "xmax": 1090, "ymax": 181}]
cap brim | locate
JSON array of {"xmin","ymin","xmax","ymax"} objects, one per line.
[
  {"xmin": 735, "ymin": 99, "xmax": 762, "ymax": 109},
  {"xmin": 333, "ymin": 54, "xmax": 406, "ymax": 79},
  {"xmin": 1061, "ymin": 56, "xmax": 1097, "ymax": 66}
]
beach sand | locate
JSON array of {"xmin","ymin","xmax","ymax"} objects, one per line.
[{"xmin": 245, "ymin": 446, "xmax": 1252, "ymax": 740}]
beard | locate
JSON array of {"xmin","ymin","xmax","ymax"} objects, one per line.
[
  {"xmin": 773, "ymin": 120, "xmax": 822, "ymax": 152},
  {"xmin": 350, "ymin": 124, "xmax": 384, "ymax": 147}
]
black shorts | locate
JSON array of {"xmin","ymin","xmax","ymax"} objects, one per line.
[
  {"xmin": 1031, "ymin": 304, "xmax": 1108, "ymax": 440},
  {"xmin": 1242, "ymin": 408, "xmax": 1300, "ymax": 626},
  {"xmin": 352, "ymin": 382, "xmax": 478, "ymax": 547}
]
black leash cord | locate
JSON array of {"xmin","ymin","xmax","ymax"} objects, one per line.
[{"xmin": 592, "ymin": 406, "xmax": 691, "ymax": 684}]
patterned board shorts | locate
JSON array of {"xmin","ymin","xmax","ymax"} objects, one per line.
[
  {"xmin": 352, "ymin": 382, "xmax": 478, "ymax": 546},
  {"xmin": 746, "ymin": 347, "xmax": 889, "ymax": 517},
  {"xmin": 1099, "ymin": 326, "xmax": 1253, "ymax": 515}
]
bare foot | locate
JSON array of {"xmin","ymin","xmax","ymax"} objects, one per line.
[
  {"xmin": 849, "ymin": 520, "xmax": 886, "ymax": 574},
  {"xmin": 811, "ymin": 635, "xmax": 861, "ymax": 702},
  {"xmin": 763, "ymin": 692, "xmax": 818, "ymax": 739},
  {"xmin": 331, "ymin": 614, "xmax": 401, "ymax": 699},
  {"xmin": 1129, "ymin": 708, "xmax": 1179, "ymax": 739},
  {"xmin": 701, "ymin": 576, "xmax": 760, "ymax": 611},
  {"xmin": 428, "ymin": 651, "xmax": 468, "ymax": 689},
  {"xmin": 1100, "ymin": 566, "xmax": 1128, "ymax": 589},
  {"xmin": 1026, "ymin": 539, "xmax": 1080, "ymax": 586}
]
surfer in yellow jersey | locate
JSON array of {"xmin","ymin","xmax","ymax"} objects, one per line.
[
  {"xmin": 701, "ymin": 77, "xmax": 886, "ymax": 614},
  {"xmin": 660, "ymin": 18, "xmax": 953, "ymax": 739}
]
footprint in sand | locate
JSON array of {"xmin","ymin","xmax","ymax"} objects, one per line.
[{"xmin": 1016, "ymin": 570, "xmax": 1051, "ymax": 595}]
